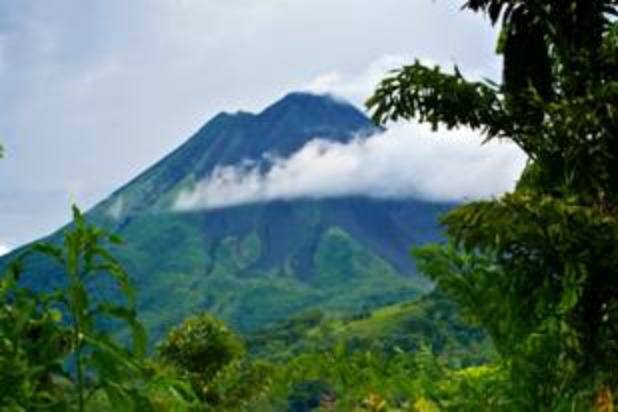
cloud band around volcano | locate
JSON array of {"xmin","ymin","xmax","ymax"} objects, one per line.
[{"xmin": 173, "ymin": 122, "xmax": 527, "ymax": 211}]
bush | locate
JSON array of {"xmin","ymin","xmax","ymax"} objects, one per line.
[{"xmin": 159, "ymin": 313, "xmax": 270, "ymax": 409}]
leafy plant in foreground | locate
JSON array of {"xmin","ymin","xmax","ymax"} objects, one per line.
[
  {"xmin": 0, "ymin": 264, "xmax": 71, "ymax": 410},
  {"xmin": 369, "ymin": 0, "xmax": 618, "ymax": 409},
  {"xmin": 0, "ymin": 206, "xmax": 196, "ymax": 411},
  {"xmin": 28, "ymin": 206, "xmax": 149, "ymax": 410}
]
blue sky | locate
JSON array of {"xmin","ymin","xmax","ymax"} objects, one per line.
[{"xmin": 0, "ymin": 0, "xmax": 504, "ymax": 252}]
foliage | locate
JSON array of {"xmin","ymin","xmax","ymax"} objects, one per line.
[
  {"xmin": 30, "ymin": 206, "xmax": 149, "ymax": 410},
  {"xmin": 255, "ymin": 342, "xmax": 511, "ymax": 411},
  {"xmin": 369, "ymin": 0, "xmax": 618, "ymax": 409},
  {"xmin": 0, "ymin": 266, "xmax": 71, "ymax": 410},
  {"xmin": 158, "ymin": 313, "xmax": 271, "ymax": 410},
  {"xmin": 247, "ymin": 292, "xmax": 492, "ymax": 367},
  {"xmin": 0, "ymin": 207, "xmax": 197, "ymax": 411},
  {"xmin": 159, "ymin": 314, "xmax": 244, "ymax": 383}
]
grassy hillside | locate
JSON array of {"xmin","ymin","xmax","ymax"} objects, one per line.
[{"xmin": 247, "ymin": 291, "xmax": 494, "ymax": 367}]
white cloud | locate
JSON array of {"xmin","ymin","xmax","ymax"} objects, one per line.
[
  {"xmin": 305, "ymin": 54, "xmax": 412, "ymax": 106},
  {"xmin": 106, "ymin": 195, "xmax": 125, "ymax": 220},
  {"xmin": 174, "ymin": 122, "xmax": 527, "ymax": 211},
  {"xmin": 0, "ymin": 242, "xmax": 11, "ymax": 257},
  {"xmin": 304, "ymin": 54, "xmax": 500, "ymax": 108}
]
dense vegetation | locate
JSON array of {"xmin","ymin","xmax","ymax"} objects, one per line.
[
  {"xmin": 368, "ymin": 0, "xmax": 618, "ymax": 409},
  {"xmin": 2, "ymin": 0, "xmax": 618, "ymax": 410},
  {"xmin": 246, "ymin": 292, "xmax": 492, "ymax": 366},
  {"xmin": 0, "ymin": 212, "xmax": 495, "ymax": 411}
]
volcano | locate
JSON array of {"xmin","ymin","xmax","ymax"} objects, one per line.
[{"xmin": 4, "ymin": 93, "xmax": 452, "ymax": 339}]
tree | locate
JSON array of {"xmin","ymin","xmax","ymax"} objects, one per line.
[
  {"xmin": 158, "ymin": 313, "xmax": 271, "ymax": 409},
  {"xmin": 368, "ymin": 1, "xmax": 618, "ymax": 409}
]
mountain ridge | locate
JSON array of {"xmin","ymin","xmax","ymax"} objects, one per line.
[{"xmin": 95, "ymin": 92, "xmax": 377, "ymax": 219}]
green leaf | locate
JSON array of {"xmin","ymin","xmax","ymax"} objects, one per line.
[{"xmin": 91, "ymin": 303, "xmax": 147, "ymax": 359}]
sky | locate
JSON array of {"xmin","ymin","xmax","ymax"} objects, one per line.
[{"xmin": 0, "ymin": 0, "xmax": 516, "ymax": 253}]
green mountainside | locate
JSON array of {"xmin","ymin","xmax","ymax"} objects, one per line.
[{"xmin": 247, "ymin": 291, "xmax": 493, "ymax": 367}]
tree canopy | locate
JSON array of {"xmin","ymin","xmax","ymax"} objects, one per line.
[{"xmin": 369, "ymin": 1, "xmax": 618, "ymax": 409}]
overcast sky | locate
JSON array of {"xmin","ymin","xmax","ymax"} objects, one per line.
[{"xmin": 0, "ymin": 0, "xmax": 505, "ymax": 252}]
